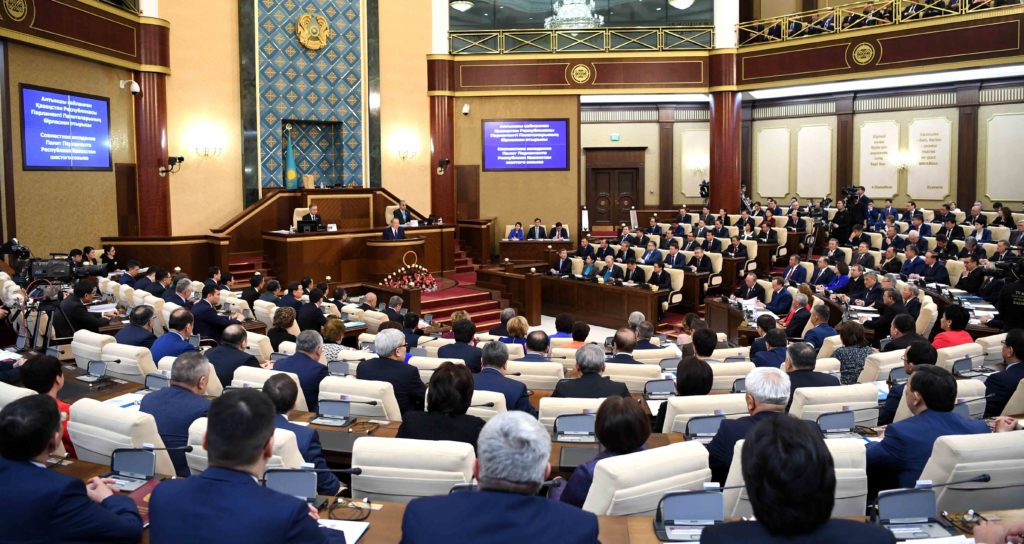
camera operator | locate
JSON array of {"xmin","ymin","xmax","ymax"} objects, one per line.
[
  {"xmin": 850, "ymin": 186, "xmax": 869, "ymax": 229},
  {"xmin": 52, "ymin": 281, "xmax": 118, "ymax": 338},
  {"xmin": 830, "ymin": 200, "xmax": 852, "ymax": 243}
]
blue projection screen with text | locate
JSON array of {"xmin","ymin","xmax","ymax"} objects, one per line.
[
  {"xmin": 483, "ymin": 119, "xmax": 569, "ymax": 171},
  {"xmin": 21, "ymin": 85, "xmax": 111, "ymax": 170}
]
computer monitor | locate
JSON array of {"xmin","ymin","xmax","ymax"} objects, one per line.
[{"xmin": 297, "ymin": 220, "xmax": 320, "ymax": 233}]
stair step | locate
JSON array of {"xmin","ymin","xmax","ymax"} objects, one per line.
[
  {"xmin": 420, "ymin": 291, "xmax": 492, "ymax": 310},
  {"xmin": 434, "ymin": 308, "xmax": 501, "ymax": 326},
  {"xmin": 422, "ymin": 300, "xmax": 498, "ymax": 317},
  {"xmin": 454, "ymin": 265, "xmax": 475, "ymax": 274}
]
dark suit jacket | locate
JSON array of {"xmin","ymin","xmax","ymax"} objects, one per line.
[
  {"xmin": 600, "ymin": 265, "xmax": 624, "ymax": 283},
  {"xmin": 607, "ymin": 353, "xmax": 640, "ymax": 365},
  {"xmin": 707, "ymin": 411, "xmax": 781, "ymax": 483},
  {"xmin": 240, "ymin": 286, "xmax": 260, "ymax": 309},
  {"xmin": 473, "ymin": 367, "xmax": 536, "ymax": 416},
  {"xmin": 275, "ymin": 353, "xmax": 330, "ymax": 414},
  {"xmin": 936, "ymin": 225, "xmax": 964, "ymax": 242},
  {"xmin": 300, "ymin": 213, "xmax": 322, "ymax": 225},
  {"xmin": 575, "ymin": 244, "xmax": 596, "ymax": 261},
  {"xmin": 383, "ymin": 226, "xmax": 407, "ymax": 240},
  {"xmin": 206, "ymin": 345, "xmax": 260, "ymax": 387},
  {"xmin": 595, "ymin": 246, "xmax": 615, "ymax": 260},
  {"xmin": 640, "ymin": 250, "xmax": 662, "ymax": 266},
  {"xmin": 957, "ymin": 267, "xmax": 985, "ymax": 293},
  {"xmin": 881, "ymin": 236, "xmax": 907, "ymax": 252},
  {"xmin": 139, "ymin": 385, "xmax": 211, "ymax": 477},
  {"xmin": 984, "ymin": 363, "xmax": 1024, "ymax": 417},
  {"xmin": 54, "ymin": 295, "xmax": 110, "ymax": 338},
  {"xmin": 867, "ymin": 409, "xmax": 989, "ymax": 488},
  {"xmin": 785, "ymin": 308, "xmax": 811, "ymax": 338},
  {"xmin": 549, "ymin": 227, "xmax": 570, "ymax": 240},
  {"xmin": 192, "ymin": 299, "xmax": 239, "ymax": 340},
  {"xmin": 882, "ymin": 332, "xmax": 926, "ymax": 353},
  {"xmin": 437, "ymin": 342, "xmax": 483, "ymax": 373},
  {"xmin": 0, "ymin": 457, "xmax": 143, "ymax": 543},
  {"xmin": 267, "ymin": 328, "xmax": 296, "ymax": 352},
  {"xmin": 274, "ymin": 414, "xmax": 340, "ymax": 495},
  {"xmin": 850, "ymin": 252, "xmax": 875, "ymax": 269},
  {"xmin": 551, "ymin": 373, "xmax": 629, "ymax": 398},
  {"xmin": 624, "ymin": 267, "xmax": 646, "ymax": 284},
  {"xmin": 397, "ymin": 411, "xmax": 486, "ymax": 451},
  {"xmin": 279, "ymin": 294, "xmax": 303, "ymax": 310},
  {"xmin": 865, "ymin": 301, "xmax": 908, "ymax": 346},
  {"xmin": 724, "ymin": 244, "xmax": 748, "ymax": 259},
  {"xmin": 150, "ymin": 331, "xmax": 198, "ymax": 363},
  {"xmin": 517, "ymin": 353, "xmax": 550, "ymax": 362},
  {"xmin": 615, "ymin": 248, "xmax": 634, "ymax": 263},
  {"xmin": 781, "ymin": 265, "xmax": 806, "ymax": 285},
  {"xmin": 765, "ymin": 289, "xmax": 792, "ymax": 315},
  {"xmin": 688, "ymin": 255, "xmax": 712, "ymax": 274},
  {"xmin": 527, "ymin": 225, "xmax": 547, "ymax": 240},
  {"xmin": 753, "ymin": 346, "xmax": 788, "ymax": 368},
  {"xmin": 663, "ymin": 252, "xmax": 687, "ymax": 269},
  {"xmin": 734, "ymin": 283, "xmax": 765, "ymax": 302},
  {"xmin": 356, "ymin": 356, "xmax": 427, "ymax": 414},
  {"xmin": 810, "ymin": 267, "xmax": 835, "ymax": 286},
  {"xmin": 401, "ymin": 490, "xmax": 599, "ymax": 544},
  {"xmin": 904, "ymin": 297, "xmax": 921, "ymax": 320},
  {"xmin": 145, "ymin": 281, "xmax": 167, "ymax": 296},
  {"xmin": 149, "ymin": 467, "xmax": 343, "ymax": 544},
  {"xmin": 879, "ymin": 257, "xmax": 902, "ymax": 274},
  {"xmin": 114, "ymin": 324, "xmax": 157, "ymax": 349},
  {"xmin": 393, "ymin": 208, "xmax": 412, "ymax": 224},
  {"xmin": 552, "ymin": 258, "xmax": 572, "ymax": 275},
  {"xmin": 488, "ymin": 324, "xmax": 509, "ymax": 337},
  {"xmin": 786, "ymin": 369, "xmax": 840, "ymax": 411},
  {"xmin": 702, "ymin": 519, "xmax": 895, "ymax": 544},
  {"xmin": 701, "ymin": 238, "xmax": 722, "ymax": 252},
  {"xmin": 756, "ymin": 229, "xmax": 778, "ymax": 244},
  {"xmin": 648, "ymin": 270, "xmax": 672, "ymax": 290},
  {"xmin": 803, "ymin": 324, "xmax": 837, "ymax": 351},
  {"xmin": 295, "ymin": 303, "xmax": 327, "ymax": 332}
]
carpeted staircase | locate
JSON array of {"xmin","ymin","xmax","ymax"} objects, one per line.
[{"xmin": 421, "ymin": 286, "xmax": 502, "ymax": 330}]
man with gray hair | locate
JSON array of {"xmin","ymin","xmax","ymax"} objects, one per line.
[
  {"xmin": 385, "ymin": 295, "xmax": 403, "ymax": 321},
  {"xmin": 205, "ymin": 324, "xmax": 269, "ymax": 386},
  {"xmin": 473, "ymin": 341, "xmax": 537, "ymax": 416},
  {"xmin": 400, "ymin": 412, "xmax": 599, "ymax": 542},
  {"xmin": 627, "ymin": 311, "xmax": 645, "ymax": 332},
  {"xmin": 115, "ymin": 304, "xmax": 158, "ymax": 349},
  {"xmin": 489, "ymin": 307, "xmax": 516, "ymax": 337},
  {"xmin": 359, "ymin": 291, "xmax": 378, "ymax": 312},
  {"xmin": 140, "ymin": 352, "xmax": 211, "ymax": 477},
  {"xmin": 394, "ymin": 199, "xmax": 411, "ymax": 224},
  {"xmin": 551, "ymin": 344, "xmax": 629, "ymax": 399},
  {"xmin": 707, "ymin": 366, "xmax": 791, "ymax": 484},
  {"xmin": 164, "ymin": 277, "xmax": 194, "ymax": 309},
  {"xmin": 784, "ymin": 342, "xmax": 839, "ymax": 410},
  {"xmin": 355, "ymin": 328, "xmax": 425, "ymax": 414},
  {"xmin": 273, "ymin": 330, "xmax": 328, "ymax": 413},
  {"xmin": 783, "ymin": 292, "xmax": 811, "ymax": 339}
]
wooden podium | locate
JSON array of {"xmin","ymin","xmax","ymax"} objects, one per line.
[{"xmin": 365, "ymin": 237, "xmax": 426, "ymax": 283}]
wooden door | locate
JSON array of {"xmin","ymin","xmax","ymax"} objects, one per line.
[
  {"xmin": 114, "ymin": 163, "xmax": 139, "ymax": 236},
  {"xmin": 588, "ymin": 168, "xmax": 639, "ymax": 226},
  {"xmin": 455, "ymin": 165, "xmax": 480, "ymax": 221}
]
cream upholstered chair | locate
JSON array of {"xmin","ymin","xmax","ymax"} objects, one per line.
[
  {"xmin": 857, "ymin": 350, "xmax": 905, "ymax": 383},
  {"xmin": 156, "ymin": 357, "xmax": 223, "ymax": 397},
  {"xmin": 231, "ymin": 367, "xmax": 308, "ymax": 412},
  {"xmin": 601, "ymin": 363, "xmax": 662, "ymax": 394},
  {"xmin": 817, "ymin": 335, "xmax": 842, "ymax": 359},
  {"xmin": 710, "ymin": 362, "xmax": 755, "ymax": 392},
  {"xmin": 161, "ymin": 301, "xmax": 182, "ymax": 331},
  {"xmin": 893, "ymin": 378, "xmax": 988, "ymax": 423},
  {"xmin": 351, "ymin": 436, "xmax": 475, "ymax": 504},
  {"xmin": 362, "ymin": 310, "xmax": 389, "ymax": 334},
  {"xmin": 318, "ymin": 377, "xmax": 402, "ymax": 421},
  {"xmin": 756, "ymin": 279, "xmax": 774, "ymax": 305},
  {"xmin": 325, "ymin": 349, "xmax": 376, "ymax": 374},
  {"xmin": 550, "ymin": 347, "xmax": 578, "ymax": 360},
  {"xmin": 582, "ymin": 441, "xmax": 711, "ymax": 516},
  {"xmin": 408, "ymin": 356, "xmax": 466, "ymax": 384},
  {"xmin": 789, "ymin": 383, "xmax": 879, "ymax": 426},
  {"xmin": 723, "ymin": 438, "xmax": 867, "ymax": 518},
  {"xmin": 0, "ymin": 381, "xmax": 34, "ymax": 410},
  {"xmin": 537, "ymin": 397, "xmax": 605, "ymax": 432},
  {"xmin": 815, "ymin": 357, "xmax": 841, "ymax": 376},
  {"xmin": 420, "ymin": 338, "xmax": 456, "ymax": 357},
  {"xmin": 920, "ymin": 432, "xmax": 1024, "ymax": 512},
  {"xmin": 465, "ymin": 390, "xmax": 506, "ymax": 421},
  {"xmin": 945, "ymin": 260, "xmax": 965, "ymax": 286},
  {"xmin": 710, "ymin": 346, "xmax": 750, "ymax": 361},
  {"xmin": 292, "ymin": 207, "xmax": 310, "ymax": 229},
  {"xmin": 1000, "ymin": 380, "xmax": 1024, "ymax": 416},
  {"xmin": 505, "ymin": 361, "xmax": 564, "ymax": 391},
  {"xmin": 253, "ymin": 300, "xmax": 277, "ymax": 328},
  {"xmin": 71, "ymin": 330, "xmax": 116, "ymax": 370},
  {"xmin": 916, "ymin": 303, "xmax": 939, "ymax": 337},
  {"xmin": 67, "ymin": 398, "xmax": 175, "ymax": 476},
  {"xmin": 141, "ymin": 295, "xmax": 166, "ymax": 336},
  {"xmin": 975, "ymin": 334, "xmax": 1007, "ymax": 367},
  {"xmin": 246, "ymin": 331, "xmax": 273, "ymax": 362},
  {"xmin": 101, "ymin": 344, "xmax": 158, "ymax": 384},
  {"xmin": 661, "ymin": 393, "xmax": 748, "ymax": 434},
  {"xmin": 357, "ymin": 333, "xmax": 377, "ymax": 345},
  {"xmin": 384, "ymin": 205, "xmax": 401, "ymax": 224},
  {"xmin": 184, "ymin": 417, "xmax": 304, "ymax": 475},
  {"xmin": 632, "ymin": 346, "xmax": 678, "ymax": 364},
  {"xmin": 935, "ymin": 343, "xmax": 984, "ymax": 372}
]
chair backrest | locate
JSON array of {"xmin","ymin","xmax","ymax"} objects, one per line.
[
  {"xmin": 815, "ymin": 357, "xmax": 840, "ymax": 376},
  {"xmin": 101, "ymin": 343, "xmax": 158, "ymax": 384},
  {"xmin": 278, "ymin": 341, "xmax": 296, "ymax": 356},
  {"xmin": 351, "ymin": 436, "xmax": 475, "ymax": 504},
  {"xmin": 71, "ymin": 330, "xmax": 116, "ymax": 370},
  {"xmin": 582, "ymin": 441, "xmax": 711, "ymax": 516},
  {"xmin": 156, "ymin": 356, "xmax": 224, "ymax": 397},
  {"xmin": 505, "ymin": 361, "xmax": 565, "ymax": 391},
  {"xmin": 631, "ymin": 346, "xmax": 679, "ymax": 365},
  {"xmin": 184, "ymin": 417, "xmax": 305, "ymax": 475},
  {"xmin": 363, "ymin": 310, "xmax": 389, "ymax": 334},
  {"xmin": 893, "ymin": 378, "xmax": 988, "ymax": 423},
  {"xmin": 246, "ymin": 331, "xmax": 273, "ymax": 362},
  {"xmin": 945, "ymin": 260, "xmax": 965, "ymax": 286},
  {"xmin": 1001, "ymin": 379, "xmax": 1024, "ymax": 417},
  {"xmin": 537, "ymin": 397, "xmax": 605, "ymax": 432},
  {"xmin": 711, "ymin": 347, "xmax": 750, "ymax": 360},
  {"xmin": 466, "ymin": 390, "xmax": 506, "ymax": 421},
  {"xmin": 935, "ymin": 343, "xmax": 984, "ymax": 372},
  {"xmin": 920, "ymin": 431, "xmax": 1024, "ymax": 512},
  {"xmin": 709, "ymin": 362, "xmax": 755, "ymax": 392},
  {"xmin": 974, "ymin": 334, "xmax": 1007, "ymax": 367},
  {"xmin": 857, "ymin": 350, "xmax": 904, "ymax": 383},
  {"xmin": 789, "ymin": 383, "xmax": 879, "ymax": 426},
  {"xmin": 67, "ymin": 398, "xmax": 175, "ymax": 476},
  {"xmin": 293, "ymin": 207, "xmax": 310, "ymax": 229},
  {"xmin": 231, "ymin": 367, "xmax": 307, "ymax": 412},
  {"xmin": 550, "ymin": 347, "xmax": 578, "ymax": 360},
  {"xmin": 916, "ymin": 303, "xmax": 939, "ymax": 337},
  {"xmin": 408, "ymin": 356, "xmax": 466, "ymax": 385},
  {"xmin": 318, "ymin": 376, "xmax": 402, "ymax": 422},
  {"xmin": 723, "ymin": 437, "xmax": 867, "ymax": 518},
  {"xmin": 141, "ymin": 295, "xmax": 166, "ymax": 336},
  {"xmin": 601, "ymin": 363, "xmax": 662, "ymax": 394},
  {"xmin": 252, "ymin": 300, "xmax": 277, "ymax": 328},
  {"xmin": 662, "ymin": 393, "xmax": 748, "ymax": 434},
  {"xmin": 757, "ymin": 279, "xmax": 773, "ymax": 304},
  {"xmin": 0, "ymin": 381, "xmax": 34, "ymax": 410}
]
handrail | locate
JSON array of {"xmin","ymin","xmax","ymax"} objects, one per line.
[
  {"xmin": 449, "ymin": 25, "xmax": 713, "ymax": 55},
  {"xmin": 738, "ymin": 0, "xmax": 1019, "ymax": 46}
]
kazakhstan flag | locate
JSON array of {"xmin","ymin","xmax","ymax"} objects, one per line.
[{"xmin": 284, "ymin": 130, "xmax": 299, "ymax": 189}]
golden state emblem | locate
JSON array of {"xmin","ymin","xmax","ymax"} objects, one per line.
[
  {"xmin": 852, "ymin": 42, "xmax": 876, "ymax": 66},
  {"xmin": 571, "ymin": 64, "xmax": 592, "ymax": 84},
  {"xmin": 296, "ymin": 13, "xmax": 335, "ymax": 51},
  {"xmin": 3, "ymin": 0, "xmax": 28, "ymax": 22}
]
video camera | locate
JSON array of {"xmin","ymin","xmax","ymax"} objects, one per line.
[
  {"xmin": 982, "ymin": 258, "xmax": 1023, "ymax": 282},
  {"xmin": 0, "ymin": 238, "xmax": 30, "ymax": 260},
  {"xmin": 699, "ymin": 180, "xmax": 710, "ymax": 199}
]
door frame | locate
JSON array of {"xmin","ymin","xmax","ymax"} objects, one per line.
[{"xmin": 583, "ymin": 147, "xmax": 647, "ymax": 227}]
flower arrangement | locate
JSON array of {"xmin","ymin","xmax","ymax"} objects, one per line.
[{"xmin": 380, "ymin": 264, "xmax": 438, "ymax": 291}]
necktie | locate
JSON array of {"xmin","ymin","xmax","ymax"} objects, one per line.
[
  {"xmin": 786, "ymin": 268, "xmax": 793, "ymax": 282},
  {"xmin": 747, "ymin": 287, "xmax": 753, "ymax": 297}
]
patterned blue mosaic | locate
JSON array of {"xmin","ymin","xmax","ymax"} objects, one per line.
[{"xmin": 257, "ymin": 0, "xmax": 362, "ymax": 188}]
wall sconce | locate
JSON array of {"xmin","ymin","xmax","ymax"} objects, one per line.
[
  {"xmin": 893, "ymin": 151, "xmax": 912, "ymax": 172},
  {"xmin": 188, "ymin": 122, "xmax": 226, "ymax": 159},
  {"xmin": 194, "ymin": 144, "xmax": 223, "ymax": 158},
  {"xmin": 397, "ymin": 147, "xmax": 418, "ymax": 160},
  {"xmin": 393, "ymin": 131, "xmax": 419, "ymax": 160}
]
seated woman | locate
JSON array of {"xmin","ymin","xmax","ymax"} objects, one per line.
[
  {"xmin": 507, "ymin": 222, "xmax": 525, "ymax": 241},
  {"xmin": 762, "ymin": 209, "xmax": 776, "ymax": 229},
  {"xmin": 932, "ymin": 305, "xmax": 973, "ymax": 350},
  {"xmin": 82, "ymin": 246, "xmax": 99, "ymax": 266},
  {"xmin": 100, "ymin": 244, "xmax": 119, "ymax": 273},
  {"xmin": 824, "ymin": 261, "xmax": 851, "ymax": 293},
  {"xmin": 19, "ymin": 355, "xmax": 76, "ymax": 458},
  {"xmin": 701, "ymin": 415, "xmax": 895, "ymax": 543},
  {"xmin": 396, "ymin": 362, "xmax": 486, "ymax": 450},
  {"xmin": 993, "ymin": 206, "xmax": 1014, "ymax": 228},
  {"xmin": 320, "ymin": 317, "xmax": 348, "ymax": 361},
  {"xmin": 558, "ymin": 396, "xmax": 651, "ymax": 508},
  {"xmin": 442, "ymin": 310, "xmax": 471, "ymax": 340},
  {"xmin": 499, "ymin": 316, "xmax": 529, "ymax": 346},
  {"xmin": 833, "ymin": 320, "xmax": 872, "ymax": 385},
  {"xmin": 653, "ymin": 356, "xmax": 713, "ymax": 432},
  {"xmin": 674, "ymin": 313, "xmax": 702, "ymax": 356},
  {"xmin": 267, "ymin": 307, "xmax": 297, "ymax": 352}
]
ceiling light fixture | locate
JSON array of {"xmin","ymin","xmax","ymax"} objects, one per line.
[
  {"xmin": 668, "ymin": 0, "xmax": 696, "ymax": 10},
  {"xmin": 449, "ymin": 1, "xmax": 474, "ymax": 13},
  {"xmin": 545, "ymin": 0, "xmax": 604, "ymax": 29}
]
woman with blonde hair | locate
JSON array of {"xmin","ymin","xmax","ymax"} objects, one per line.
[
  {"xmin": 442, "ymin": 310, "xmax": 472, "ymax": 340},
  {"xmin": 321, "ymin": 317, "xmax": 348, "ymax": 361},
  {"xmin": 500, "ymin": 316, "xmax": 529, "ymax": 346}
]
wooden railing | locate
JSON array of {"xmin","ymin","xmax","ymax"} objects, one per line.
[
  {"xmin": 457, "ymin": 218, "xmax": 496, "ymax": 265},
  {"xmin": 739, "ymin": 0, "xmax": 1021, "ymax": 46}
]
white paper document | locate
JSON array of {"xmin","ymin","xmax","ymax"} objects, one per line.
[
  {"xmin": 317, "ymin": 520, "xmax": 369, "ymax": 543},
  {"xmin": 87, "ymin": 303, "xmax": 116, "ymax": 314},
  {"xmin": 104, "ymin": 393, "xmax": 145, "ymax": 411}
]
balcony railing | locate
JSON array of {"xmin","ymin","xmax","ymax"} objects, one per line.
[
  {"xmin": 738, "ymin": 0, "xmax": 1021, "ymax": 46},
  {"xmin": 449, "ymin": 26, "xmax": 714, "ymax": 55}
]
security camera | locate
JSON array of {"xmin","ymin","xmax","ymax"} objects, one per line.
[
  {"xmin": 119, "ymin": 80, "xmax": 141, "ymax": 95},
  {"xmin": 461, "ymin": 104, "xmax": 470, "ymax": 116}
]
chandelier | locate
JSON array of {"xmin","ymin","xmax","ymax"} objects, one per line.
[
  {"xmin": 545, "ymin": 0, "xmax": 604, "ymax": 30},
  {"xmin": 449, "ymin": 1, "xmax": 473, "ymax": 12},
  {"xmin": 669, "ymin": 0, "xmax": 696, "ymax": 9}
]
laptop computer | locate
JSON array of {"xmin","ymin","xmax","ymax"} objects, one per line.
[
  {"xmin": 644, "ymin": 378, "xmax": 676, "ymax": 400},
  {"xmin": 553, "ymin": 413, "xmax": 596, "ymax": 443},
  {"xmin": 816, "ymin": 410, "xmax": 862, "ymax": 440},
  {"xmin": 102, "ymin": 448, "xmax": 156, "ymax": 492},
  {"xmin": 654, "ymin": 489, "xmax": 725, "ymax": 541},
  {"xmin": 76, "ymin": 360, "xmax": 107, "ymax": 384},
  {"xmin": 309, "ymin": 399, "xmax": 353, "ymax": 427},
  {"xmin": 877, "ymin": 487, "xmax": 958, "ymax": 540},
  {"xmin": 143, "ymin": 373, "xmax": 169, "ymax": 392}
]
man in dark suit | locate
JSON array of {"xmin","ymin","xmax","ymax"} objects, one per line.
[
  {"xmin": 732, "ymin": 273, "xmax": 765, "ymax": 302},
  {"xmin": 206, "ymin": 324, "xmax": 264, "ymax": 386},
  {"xmin": 279, "ymin": 282, "xmax": 304, "ymax": 310},
  {"xmin": 687, "ymin": 247, "xmax": 712, "ymax": 274},
  {"xmin": 300, "ymin": 204, "xmax": 322, "ymax": 227},
  {"xmin": 989, "ymin": 240, "xmax": 1013, "ymax": 263},
  {"xmin": 594, "ymin": 238, "xmax": 615, "ymax": 261},
  {"xmin": 662, "ymin": 245, "xmax": 686, "ymax": 269},
  {"xmin": 115, "ymin": 305, "xmax": 158, "ymax": 349},
  {"xmin": 984, "ymin": 328, "xmax": 1024, "ymax": 418},
  {"xmin": 151, "ymin": 309, "xmax": 198, "ymax": 362},
  {"xmin": 0, "ymin": 395, "xmax": 143, "ymax": 543},
  {"xmin": 753, "ymin": 329, "xmax": 788, "ymax": 368},
  {"xmin": 935, "ymin": 218, "xmax": 963, "ymax": 243},
  {"xmin": 644, "ymin": 217, "xmax": 663, "ymax": 236},
  {"xmin": 623, "ymin": 261, "xmax": 646, "ymax": 284},
  {"xmin": 149, "ymin": 389, "xmax": 344, "ymax": 543},
  {"xmin": 905, "ymin": 231, "xmax": 928, "ymax": 254},
  {"xmin": 878, "ymin": 247, "xmax": 902, "ymax": 274},
  {"xmin": 488, "ymin": 308, "xmax": 515, "ymax": 337},
  {"xmin": 192, "ymin": 285, "xmax": 243, "ymax": 340},
  {"xmin": 783, "ymin": 294, "xmax": 812, "ymax": 339},
  {"xmin": 963, "ymin": 204, "xmax": 987, "ymax": 227},
  {"xmin": 907, "ymin": 216, "xmax": 931, "ymax": 237},
  {"xmin": 518, "ymin": 331, "xmax": 552, "ymax": 362},
  {"xmin": 258, "ymin": 280, "xmax": 283, "ymax": 305},
  {"xmin": 139, "ymin": 352, "xmax": 212, "ymax": 477},
  {"xmin": 845, "ymin": 225, "xmax": 870, "ymax": 249},
  {"xmin": 263, "ymin": 374, "xmax": 342, "ymax": 496},
  {"xmin": 707, "ymin": 366, "xmax": 789, "ymax": 483},
  {"xmin": 735, "ymin": 211, "xmax": 755, "ymax": 232},
  {"xmin": 763, "ymin": 277, "xmax": 793, "ymax": 315},
  {"xmin": 296, "ymin": 289, "xmax": 327, "ymax": 332},
  {"xmin": 784, "ymin": 343, "xmax": 839, "ymax": 411},
  {"xmin": 274, "ymin": 330, "xmax": 330, "ymax": 414},
  {"xmin": 393, "ymin": 200, "xmax": 412, "ymax": 224},
  {"xmin": 647, "ymin": 261, "xmax": 672, "ymax": 291},
  {"xmin": 204, "ymin": 266, "xmax": 223, "ymax": 289},
  {"xmin": 711, "ymin": 219, "xmax": 730, "ymax": 238},
  {"xmin": 914, "ymin": 251, "xmax": 950, "ymax": 285},
  {"xmin": 674, "ymin": 206, "xmax": 690, "ymax": 224},
  {"xmin": 881, "ymin": 225, "xmax": 906, "ymax": 252},
  {"xmin": 599, "ymin": 256, "xmax": 624, "ymax": 284},
  {"xmin": 1010, "ymin": 220, "xmax": 1024, "ymax": 246},
  {"xmin": 438, "ymin": 319, "xmax": 483, "ymax": 373},
  {"xmin": 693, "ymin": 220, "xmax": 709, "ymax": 240},
  {"xmin": 701, "ymin": 231, "xmax": 722, "ymax": 253},
  {"xmin": 606, "ymin": 328, "xmax": 640, "ymax": 365},
  {"xmin": 134, "ymin": 267, "xmax": 156, "ymax": 293},
  {"xmin": 747, "ymin": 314, "xmax": 777, "ymax": 362},
  {"xmin": 781, "ymin": 255, "xmax": 806, "ymax": 286},
  {"xmin": 849, "ymin": 242, "xmax": 875, "ymax": 269},
  {"xmin": 614, "ymin": 240, "xmax": 633, "ymax": 264},
  {"xmin": 901, "ymin": 284, "xmax": 922, "ymax": 321},
  {"xmin": 527, "ymin": 218, "xmax": 547, "ymax": 240},
  {"xmin": 383, "ymin": 217, "xmax": 407, "ymax": 240},
  {"xmin": 956, "ymin": 255, "xmax": 985, "ymax": 294},
  {"xmin": 401, "ymin": 411, "xmax": 599, "ymax": 543},
  {"xmin": 901, "ymin": 201, "xmax": 922, "ymax": 223},
  {"xmin": 681, "ymin": 232, "xmax": 701, "ymax": 252},
  {"xmin": 118, "ymin": 260, "xmax": 140, "ymax": 286},
  {"xmin": 881, "ymin": 314, "xmax": 926, "ymax": 353},
  {"xmin": 549, "ymin": 248, "xmax": 572, "ymax": 276},
  {"xmin": 640, "ymin": 241, "xmax": 662, "ymax": 266},
  {"xmin": 162, "ymin": 277, "xmax": 195, "ymax": 310},
  {"xmin": 53, "ymin": 280, "xmax": 116, "ymax": 338},
  {"xmin": 810, "ymin": 257, "xmax": 836, "ymax": 287},
  {"xmin": 803, "ymin": 306, "xmax": 837, "ymax": 351},
  {"xmin": 699, "ymin": 206, "xmax": 716, "ymax": 226},
  {"xmin": 145, "ymin": 268, "xmax": 172, "ymax": 297},
  {"xmin": 552, "ymin": 344, "xmax": 630, "ymax": 398},
  {"xmin": 549, "ymin": 222, "xmax": 570, "ymax": 241},
  {"xmin": 823, "ymin": 239, "xmax": 844, "ymax": 265},
  {"xmin": 867, "ymin": 365, "xmax": 1013, "ymax": 491},
  {"xmin": 241, "ymin": 274, "xmax": 263, "ymax": 310},
  {"xmin": 701, "ymin": 415, "xmax": 896, "ymax": 543},
  {"xmin": 575, "ymin": 236, "xmax": 595, "ymax": 261},
  {"xmin": 474, "ymin": 341, "xmax": 537, "ymax": 416},
  {"xmin": 756, "ymin": 222, "xmax": 777, "ymax": 244},
  {"xmin": 724, "ymin": 236, "xmax": 748, "ymax": 260},
  {"xmin": 863, "ymin": 288, "xmax": 907, "ymax": 347},
  {"xmin": 935, "ymin": 204, "xmax": 955, "ymax": 225}
]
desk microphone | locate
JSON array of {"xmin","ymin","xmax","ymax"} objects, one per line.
[
  {"xmin": 470, "ymin": 402, "xmax": 495, "ymax": 408},
  {"xmin": 305, "ymin": 467, "xmax": 364, "ymax": 476},
  {"xmin": 869, "ymin": 474, "xmax": 991, "ymax": 521},
  {"xmin": 506, "ymin": 372, "xmax": 522, "ymax": 376},
  {"xmin": 141, "ymin": 444, "xmax": 195, "ymax": 453},
  {"xmin": 338, "ymin": 397, "xmax": 378, "ymax": 406}
]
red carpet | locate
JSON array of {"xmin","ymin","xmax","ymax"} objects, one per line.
[
  {"xmin": 421, "ymin": 285, "xmax": 481, "ymax": 302},
  {"xmin": 448, "ymin": 271, "xmax": 476, "ymax": 285}
]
